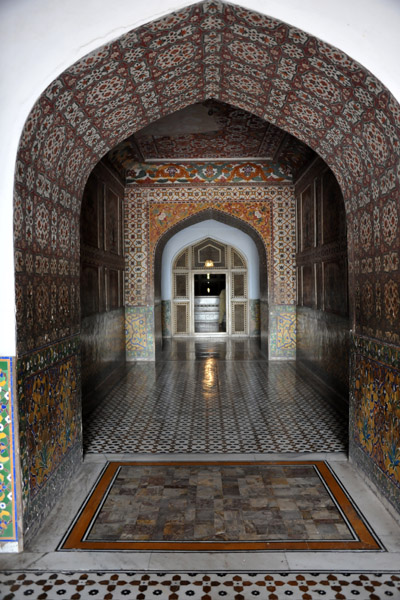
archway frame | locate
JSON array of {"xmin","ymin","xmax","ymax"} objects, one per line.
[
  {"xmin": 153, "ymin": 208, "xmax": 269, "ymax": 343},
  {"xmin": 8, "ymin": 0, "xmax": 400, "ymax": 546}
]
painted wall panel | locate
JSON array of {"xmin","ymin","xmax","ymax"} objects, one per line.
[
  {"xmin": 350, "ymin": 334, "xmax": 400, "ymax": 512},
  {"xmin": 296, "ymin": 161, "xmax": 349, "ymax": 396}
]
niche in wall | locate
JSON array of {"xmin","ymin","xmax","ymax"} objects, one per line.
[
  {"xmin": 296, "ymin": 160, "xmax": 349, "ymax": 397},
  {"xmin": 80, "ymin": 161, "xmax": 125, "ymax": 413}
]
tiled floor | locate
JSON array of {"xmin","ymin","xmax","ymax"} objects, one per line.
[
  {"xmin": 84, "ymin": 339, "xmax": 348, "ymax": 454},
  {"xmin": 1, "ymin": 571, "xmax": 399, "ymax": 599},
  {"xmin": 1, "ymin": 457, "xmax": 400, "ymax": 598},
  {"xmin": 1, "ymin": 339, "xmax": 399, "ymax": 599}
]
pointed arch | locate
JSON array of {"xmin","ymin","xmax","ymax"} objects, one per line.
[{"xmin": 11, "ymin": 1, "xmax": 400, "ymax": 538}]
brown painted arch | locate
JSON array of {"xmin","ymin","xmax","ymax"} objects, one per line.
[
  {"xmin": 14, "ymin": 0, "xmax": 400, "ymax": 354},
  {"xmin": 153, "ymin": 207, "xmax": 269, "ymax": 302}
]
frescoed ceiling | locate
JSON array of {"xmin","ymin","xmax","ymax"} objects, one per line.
[{"xmin": 106, "ymin": 100, "xmax": 316, "ymax": 181}]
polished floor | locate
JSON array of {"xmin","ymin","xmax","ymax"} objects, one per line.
[
  {"xmin": 1, "ymin": 340, "xmax": 399, "ymax": 599},
  {"xmin": 84, "ymin": 339, "xmax": 348, "ymax": 455}
]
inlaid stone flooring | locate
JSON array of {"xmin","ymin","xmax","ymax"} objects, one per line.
[
  {"xmin": 83, "ymin": 339, "xmax": 348, "ymax": 454},
  {"xmin": 3, "ymin": 341, "xmax": 399, "ymax": 598},
  {"xmin": 2, "ymin": 571, "xmax": 399, "ymax": 600},
  {"xmin": 60, "ymin": 461, "xmax": 380, "ymax": 551}
]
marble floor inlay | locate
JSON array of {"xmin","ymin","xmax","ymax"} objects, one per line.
[
  {"xmin": 83, "ymin": 339, "xmax": 348, "ymax": 455},
  {"xmin": 59, "ymin": 461, "xmax": 380, "ymax": 551},
  {"xmin": 1, "ymin": 571, "xmax": 399, "ymax": 600}
]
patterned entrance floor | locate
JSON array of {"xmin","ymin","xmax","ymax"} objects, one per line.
[
  {"xmin": 60, "ymin": 461, "xmax": 380, "ymax": 551},
  {"xmin": 83, "ymin": 339, "xmax": 348, "ymax": 455},
  {"xmin": 1, "ymin": 571, "xmax": 399, "ymax": 600}
]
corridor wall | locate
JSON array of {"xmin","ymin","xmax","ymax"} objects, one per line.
[
  {"xmin": 80, "ymin": 162, "xmax": 126, "ymax": 415},
  {"xmin": 296, "ymin": 159, "xmax": 349, "ymax": 397}
]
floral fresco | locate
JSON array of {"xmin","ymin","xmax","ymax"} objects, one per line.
[
  {"xmin": 18, "ymin": 338, "xmax": 81, "ymax": 514},
  {"xmin": 126, "ymin": 162, "xmax": 292, "ymax": 185},
  {"xmin": 352, "ymin": 335, "xmax": 400, "ymax": 505}
]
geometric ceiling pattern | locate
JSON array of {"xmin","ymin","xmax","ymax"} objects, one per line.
[
  {"xmin": 14, "ymin": 0, "xmax": 400, "ymax": 349},
  {"xmin": 106, "ymin": 99, "xmax": 316, "ymax": 180}
]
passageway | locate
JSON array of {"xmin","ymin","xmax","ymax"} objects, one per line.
[{"xmin": 83, "ymin": 339, "xmax": 347, "ymax": 455}]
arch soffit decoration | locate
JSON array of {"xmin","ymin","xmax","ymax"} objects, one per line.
[
  {"xmin": 14, "ymin": 0, "xmax": 400, "ymax": 350},
  {"xmin": 154, "ymin": 208, "xmax": 268, "ymax": 301}
]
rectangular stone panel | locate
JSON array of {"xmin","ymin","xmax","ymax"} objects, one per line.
[
  {"xmin": 108, "ymin": 269, "xmax": 119, "ymax": 310},
  {"xmin": 81, "ymin": 264, "xmax": 100, "ymax": 317},
  {"xmin": 105, "ymin": 187, "xmax": 120, "ymax": 254},
  {"xmin": 322, "ymin": 170, "xmax": 346, "ymax": 244},
  {"xmin": 302, "ymin": 264, "xmax": 315, "ymax": 308},
  {"xmin": 81, "ymin": 174, "xmax": 100, "ymax": 249},
  {"xmin": 323, "ymin": 259, "xmax": 348, "ymax": 315},
  {"xmin": 301, "ymin": 184, "xmax": 314, "ymax": 251}
]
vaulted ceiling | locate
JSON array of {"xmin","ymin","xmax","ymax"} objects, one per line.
[{"xmin": 106, "ymin": 99, "xmax": 316, "ymax": 181}]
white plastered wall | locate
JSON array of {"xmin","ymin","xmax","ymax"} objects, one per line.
[
  {"xmin": 161, "ymin": 220, "xmax": 260, "ymax": 300},
  {"xmin": 1, "ymin": 0, "xmax": 399, "ymax": 354}
]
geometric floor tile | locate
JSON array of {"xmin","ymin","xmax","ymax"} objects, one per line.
[
  {"xmin": 83, "ymin": 340, "xmax": 348, "ymax": 455},
  {"xmin": 59, "ymin": 461, "xmax": 380, "ymax": 552},
  {"xmin": 1, "ymin": 571, "xmax": 399, "ymax": 599}
]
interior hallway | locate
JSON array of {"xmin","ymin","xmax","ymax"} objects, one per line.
[{"xmin": 1, "ymin": 340, "xmax": 400, "ymax": 599}]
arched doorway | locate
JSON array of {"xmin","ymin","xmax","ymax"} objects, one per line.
[
  {"xmin": 153, "ymin": 208, "xmax": 269, "ymax": 351},
  {"xmin": 11, "ymin": 0, "xmax": 400, "ymax": 545},
  {"xmin": 171, "ymin": 238, "xmax": 249, "ymax": 336}
]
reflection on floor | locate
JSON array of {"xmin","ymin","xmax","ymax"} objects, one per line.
[
  {"xmin": 60, "ymin": 461, "xmax": 380, "ymax": 551},
  {"xmin": 84, "ymin": 339, "xmax": 348, "ymax": 454},
  {"xmin": 1, "ymin": 339, "xmax": 399, "ymax": 599}
]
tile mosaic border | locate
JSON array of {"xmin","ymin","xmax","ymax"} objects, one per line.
[
  {"xmin": 269, "ymin": 305, "xmax": 296, "ymax": 359},
  {"xmin": 126, "ymin": 161, "xmax": 292, "ymax": 185},
  {"xmin": 125, "ymin": 306, "xmax": 155, "ymax": 360},
  {"xmin": 351, "ymin": 333, "xmax": 400, "ymax": 367},
  {"xmin": 17, "ymin": 335, "xmax": 80, "ymax": 379},
  {"xmin": 0, "ymin": 358, "xmax": 18, "ymax": 543}
]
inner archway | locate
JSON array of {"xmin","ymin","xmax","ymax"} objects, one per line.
[
  {"xmin": 172, "ymin": 238, "xmax": 249, "ymax": 336},
  {"xmin": 161, "ymin": 219, "xmax": 261, "ymax": 338},
  {"xmin": 153, "ymin": 208, "xmax": 270, "ymax": 351}
]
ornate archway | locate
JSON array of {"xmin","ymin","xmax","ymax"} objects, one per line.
[{"xmin": 12, "ymin": 1, "xmax": 400, "ymax": 542}]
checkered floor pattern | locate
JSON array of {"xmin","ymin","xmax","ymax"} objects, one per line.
[
  {"xmin": 1, "ymin": 572, "xmax": 399, "ymax": 599},
  {"xmin": 83, "ymin": 344, "xmax": 347, "ymax": 455}
]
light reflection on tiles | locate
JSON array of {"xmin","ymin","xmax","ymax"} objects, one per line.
[{"xmin": 84, "ymin": 339, "xmax": 347, "ymax": 455}]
